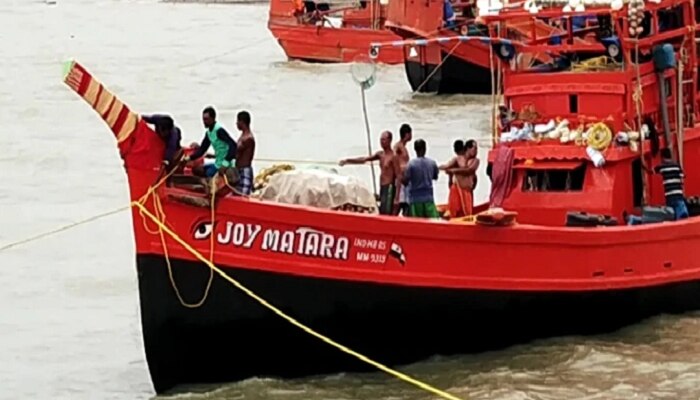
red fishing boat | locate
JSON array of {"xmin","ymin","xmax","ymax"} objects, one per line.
[
  {"xmin": 65, "ymin": 0, "xmax": 700, "ymax": 393},
  {"xmin": 268, "ymin": 0, "xmax": 403, "ymax": 64},
  {"xmin": 384, "ymin": 0, "xmax": 598, "ymax": 93}
]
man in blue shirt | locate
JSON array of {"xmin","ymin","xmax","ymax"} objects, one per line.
[
  {"xmin": 443, "ymin": 0, "xmax": 456, "ymax": 28},
  {"xmin": 402, "ymin": 139, "xmax": 440, "ymax": 218}
]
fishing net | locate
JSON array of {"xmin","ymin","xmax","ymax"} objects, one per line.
[
  {"xmin": 253, "ymin": 168, "xmax": 378, "ymax": 214},
  {"xmin": 350, "ymin": 54, "xmax": 376, "ymax": 89}
]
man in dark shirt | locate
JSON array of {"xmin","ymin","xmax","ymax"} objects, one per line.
[
  {"xmin": 654, "ymin": 148, "xmax": 688, "ymax": 219},
  {"xmin": 142, "ymin": 114, "xmax": 182, "ymax": 167},
  {"xmin": 185, "ymin": 106, "xmax": 237, "ymax": 178}
]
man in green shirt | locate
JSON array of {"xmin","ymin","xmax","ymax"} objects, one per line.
[{"xmin": 185, "ymin": 106, "xmax": 237, "ymax": 178}]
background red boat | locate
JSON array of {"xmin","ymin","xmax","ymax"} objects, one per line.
[
  {"xmin": 384, "ymin": 0, "xmax": 591, "ymax": 93},
  {"xmin": 268, "ymin": 0, "xmax": 403, "ymax": 63}
]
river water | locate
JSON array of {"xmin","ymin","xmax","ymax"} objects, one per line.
[{"xmin": 1, "ymin": 0, "xmax": 699, "ymax": 399}]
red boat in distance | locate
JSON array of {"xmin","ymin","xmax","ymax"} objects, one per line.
[
  {"xmin": 65, "ymin": 0, "xmax": 700, "ymax": 394},
  {"xmin": 267, "ymin": 0, "xmax": 403, "ymax": 64},
  {"xmin": 384, "ymin": 0, "xmax": 597, "ymax": 93}
]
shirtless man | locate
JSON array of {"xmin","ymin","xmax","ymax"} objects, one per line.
[
  {"xmin": 443, "ymin": 139, "xmax": 465, "ymax": 189},
  {"xmin": 393, "ymin": 123, "xmax": 413, "ymax": 216},
  {"xmin": 339, "ymin": 130, "xmax": 400, "ymax": 215},
  {"xmin": 442, "ymin": 139, "xmax": 479, "ymax": 217},
  {"xmin": 235, "ymin": 111, "xmax": 256, "ymax": 195}
]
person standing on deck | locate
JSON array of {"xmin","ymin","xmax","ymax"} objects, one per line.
[
  {"xmin": 440, "ymin": 139, "xmax": 469, "ymax": 218},
  {"xmin": 442, "ymin": 139, "xmax": 465, "ymax": 189},
  {"xmin": 465, "ymin": 139, "xmax": 480, "ymax": 193},
  {"xmin": 403, "ymin": 139, "xmax": 440, "ymax": 219},
  {"xmin": 185, "ymin": 106, "xmax": 237, "ymax": 179},
  {"xmin": 339, "ymin": 131, "xmax": 401, "ymax": 215},
  {"xmin": 394, "ymin": 123, "xmax": 413, "ymax": 216},
  {"xmin": 234, "ymin": 111, "xmax": 256, "ymax": 195},
  {"xmin": 441, "ymin": 139, "xmax": 480, "ymax": 218},
  {"xmin": 141, "ymin": 114, "xmax": 182, "ymax": 168},
  {"xmin": 653, "ymin": 148, "xmax": 689, "ymax": 219}
]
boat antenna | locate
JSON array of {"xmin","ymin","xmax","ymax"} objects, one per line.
[{"xmin": 350, "ymin": 54, "xmax": 379, "ymax": 199}]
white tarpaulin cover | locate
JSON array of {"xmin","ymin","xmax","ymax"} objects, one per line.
[{"xmin": 254, "ymin": 168, "xmax": 378, "ymax": 213}]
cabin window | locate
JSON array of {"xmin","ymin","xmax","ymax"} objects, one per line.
[
  {"xmin": 521, "ymin": 163, "xmax": 586, "ymax": 192},
  {"xmin": 638, "ymin": 11, "xmax": 653, "ymax": 38},
  {"xmin": 569, "ymin": 94, "xmax": 578, "ymax": 113},
  {"xmin": 596, "ymin": 15, "xmax": 614, "ymax": 39},
  {"xmin": 658, "ymin": 5, "xmax": 684, "ymax": 32},
  {"xmin": 304, "ymin": 1, "xmax": 330, "ymax": 12}
]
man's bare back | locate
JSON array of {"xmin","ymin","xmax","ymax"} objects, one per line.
[{"xmin": 236, "ymin": 132, "xmax": 255, "ymax": 168}]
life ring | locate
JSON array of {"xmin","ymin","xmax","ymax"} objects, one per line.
[{"xmin": 586, "ymin": 122, "xmax": 613, "ymax": 151}]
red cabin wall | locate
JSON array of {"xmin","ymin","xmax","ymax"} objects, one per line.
[
  {"xmin": 496, "ymin": 133, "xmax": 700, "ymax": 226},
  {"xmin": 386, "ymin": 0, "xmax": 443, "ymax": 34},
  {"xmin": 502, "ymin": 163, "xmax": 617, "ymax": 226},
  {"xmin": 269, "ymin": 0, "xmax": 297, "ymax": 24}
]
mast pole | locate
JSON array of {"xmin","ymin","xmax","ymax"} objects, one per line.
[{"xmin": 677, "ymin": 40, "xmax": 685, "ymax": 167}]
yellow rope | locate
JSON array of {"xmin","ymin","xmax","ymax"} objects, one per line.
[
  {"xmin": 633, "ymin": 40, "xmax": 648, "ymax": 206},
  {"xmin": 151, "ymin": 192, "xmax": 215, "ymax": 308},
  {"xmin": 130, "ymin": 200, "xmax": 465, "ymax": 400},
  {"xmin": 2, "ymin": 161, "xmax": 464, "ymax": 399},
  {"xmin": 0, "ymin": 206, "xmax": 129, "ymax": 252},
  {"xmin": 0, "ymin": 163, "xmax": 181, "ymax": 253},
  {"xmin": 570, "ymin": 56, "xmax": 618, "ymax": 72}
]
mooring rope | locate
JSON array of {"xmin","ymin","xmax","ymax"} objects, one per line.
[
  {"xmin": 176, "ymin": 37, "xmax": 270, "ymax": 69},
  {"xmin": 130, "ymin": 199, "xmax": 465, "ymax": 400},
  {"xmin": 413, "ymin": 41, "xmax": 462, "ymax": 94},
  {"xmin": 0, "ymin": 154, "xmax": 364, "ymax": 254},
  {"xmin": 0, "ymin": 206, "xmax": 130, "ymax": 252},
  {"xmin": 2, "ymin": 159, "xmax": 466, "ymax": 399}
]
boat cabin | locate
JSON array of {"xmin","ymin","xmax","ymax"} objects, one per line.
[{"xmin": 479, "ymin": 0, "xmax": 700, "ymax": 226}]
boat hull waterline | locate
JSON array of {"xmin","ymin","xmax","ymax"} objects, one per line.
[
  {"xmin": 269, "ymin": 24, "xmax": 403, "ymax": 64},
  {"xmin": 138, "ymin": 251, "xmax": 700, "ymax": 393}
]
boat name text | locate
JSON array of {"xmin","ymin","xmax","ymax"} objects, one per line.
[{"xmin": 216, "ymin": 221, "xmax": 349, "ymax": 260}]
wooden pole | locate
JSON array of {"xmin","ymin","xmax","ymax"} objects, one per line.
[
  {"xmin": 360, "ymin": 86, "xmax": 378, "ymax": 199},
  {"xmin": 677, "ymin": 47, "xmax": 684, "ymax": 167}
]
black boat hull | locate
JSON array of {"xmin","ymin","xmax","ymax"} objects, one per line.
[
  {"xmin": 405, "ymin": 51, "xmax": 493, "ymax": 95},
  {"xmin": 136, "ymin": 253, "xmax": 700, "ymax": 394}
]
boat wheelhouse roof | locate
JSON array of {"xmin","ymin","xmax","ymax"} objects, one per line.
[{"xmin": 477, "ymin": 0, "xmax": 686, "ymax": 21}]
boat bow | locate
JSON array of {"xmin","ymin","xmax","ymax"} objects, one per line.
[{"xmin": 62, "ymin": 60, "xmax": 164, "ymax": 175}]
